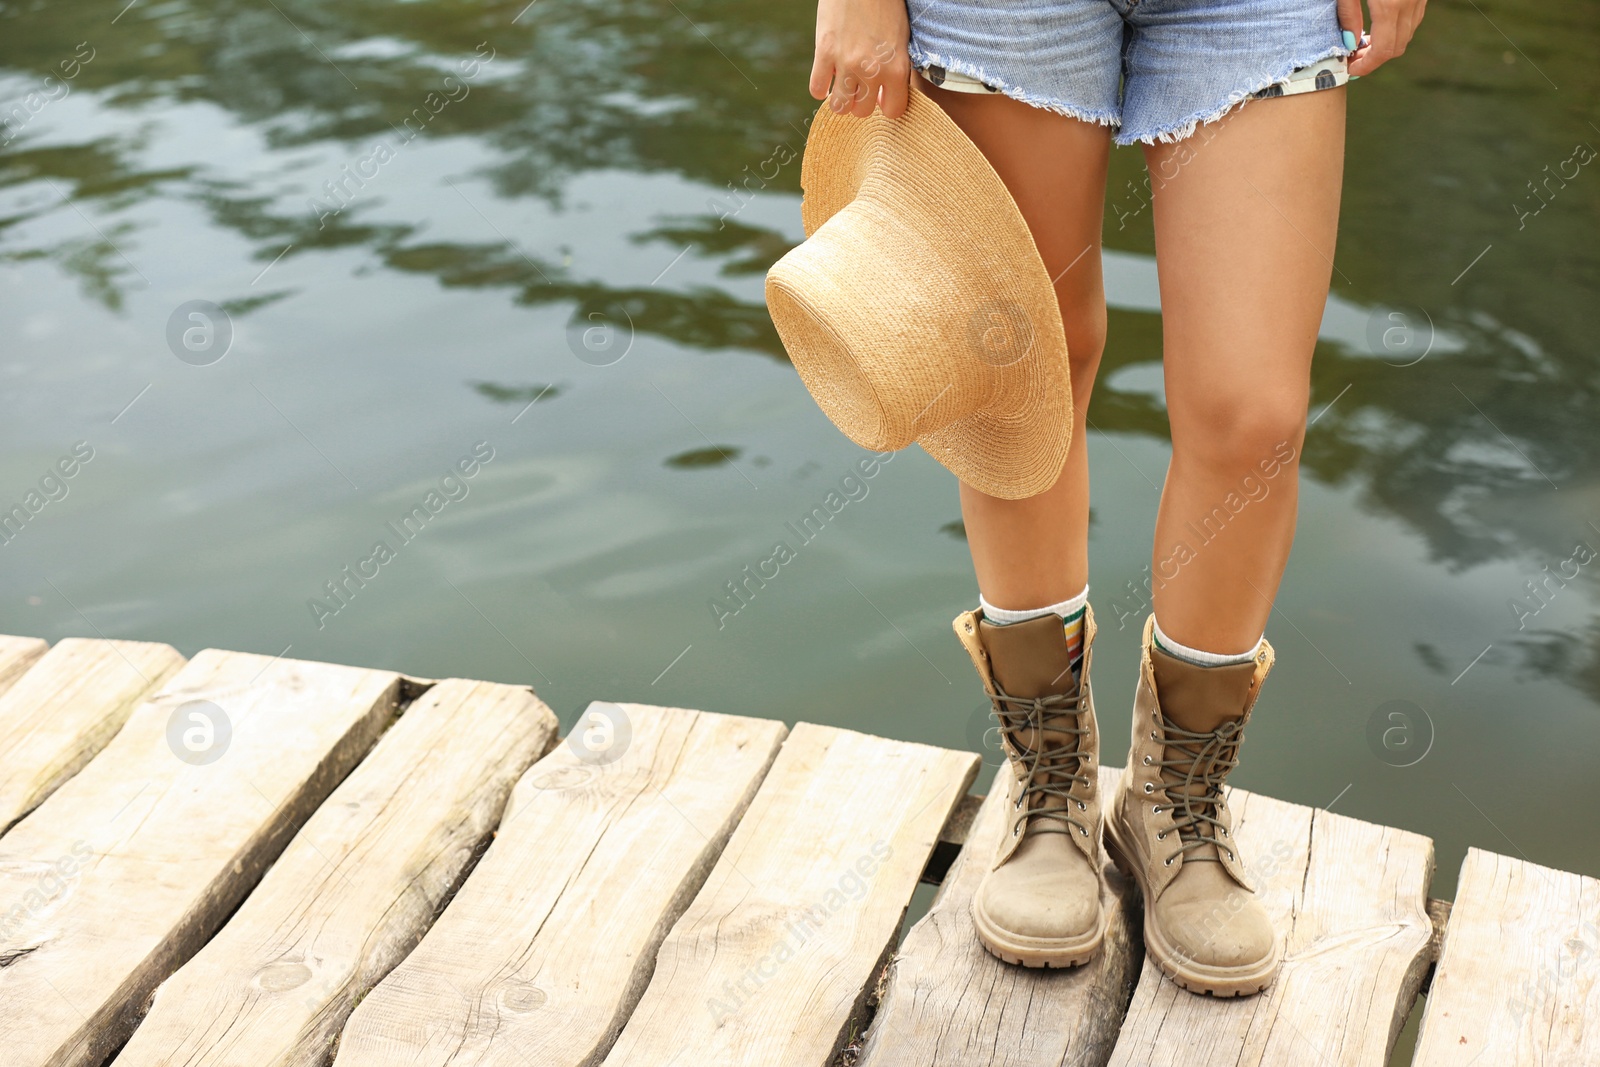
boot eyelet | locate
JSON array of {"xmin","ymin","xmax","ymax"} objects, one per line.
[
  {"xmin": 1076, "ymin": 800, "xmax": 1086, "ymax": 811},
  {"xmin": 1219, "ymin": 827, "xmax": 1227, "ymax": 836},
  {"xmin": 1143, "ymin": 782, "xmax": 1155, "ymax": 794},
  {"xmin": 1226, "ymin": 849, "xmax": 1235, "ymax": 860},
  {"xmin": 1163, "ymin": 857, "xmax": 1173, "ymax": 866},
  {"xmin": 1149, "ymin": 731, "xmax": 1158, "ymax": 741},
  {"xmin": 1157, "ymin": 830, "xmax": 1167, "ymax": 840},
  {"xmin": 1079, "ymin": 827, "xmax": 1088, "ymax": 836},
  {"xmin": 1151, "ymin": 805, "xmax": 1162, "ymax": 815},
  {"xmin": 1142, "ymin": 755, "xmax": 1153, "ymax": 765},
  {"xmin": 1012, "ymin": 824, "xmax": 1021, "ymax": 838}
]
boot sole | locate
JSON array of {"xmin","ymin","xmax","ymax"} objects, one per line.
[
  {"xmin": 970, "ymin": 891, "xmax": 1110, "ymax": 969},
  {"xmin": 1104, "ymin": 812, "xmax": 1281, "ymax": 997}
]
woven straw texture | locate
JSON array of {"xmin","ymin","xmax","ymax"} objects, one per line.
[{"xmin": 766, "ymin": 89, "xmax": 1072, "ymax": 500}]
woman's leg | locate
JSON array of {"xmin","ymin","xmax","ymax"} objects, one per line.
[
  {"xmin": 922, "ymin": 83, "xmax": 1111, "ymax": 609},
  {"xmin": 1101, "ymin": 93, "xmax": 1346, "ymax": 997},
  {"xmin": 1144, "ymin": 90, "xmax": 1346, "ymax": 651},
  {"xmin": 930, "ymin": 82, "xmax": 1115, "ymax": 969}
]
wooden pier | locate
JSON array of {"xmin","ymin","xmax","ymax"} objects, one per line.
[{"xmin": 0, "ymin": 635, "xmax": 1592, "ymax": 1066}]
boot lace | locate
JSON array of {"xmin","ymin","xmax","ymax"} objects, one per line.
[
  {"xmin": 1154, "ymin": 718, "xmax": 1242, "ymax": 863},
  {"xmin": 992, "ymin": 687, "xmax": 1092, "ymax": 839}
]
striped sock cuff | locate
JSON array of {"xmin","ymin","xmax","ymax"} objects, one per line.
[
  {"xmin": 1151, "ymin": 615, "xmax": 1262, "ymax": 668},
  {"xmin": 1062, "ymin": 611, "xmax": 1085, "ymax": 672},
  {"xmin": 978, "ymin": 584, "xmax": 1089, "ymax": 626}
]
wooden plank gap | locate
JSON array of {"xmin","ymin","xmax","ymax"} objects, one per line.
[
  {"xmin": 0, "ymin": 649, "xmax": 403, "ymax": 1067},
  {"xmin": 1418, "ymin": 896, "xmax": 1452, "ymax": 995},
  {"xmin": 1412, "ymin": 848, "xmax": 1598, "ymax": 1065},
  {"xmin": 397, "ymin": 674, "xmax": 437, "ymax": 703},
  {"xmin": 335, "ymin": 701, "xmax": 789, "ymax": 1067},
  {"xmin": 858, "ymin": 765, "xmax": 1141, "ymax": 1067},
  {"xmin": 921, "ymin": 790, "xmax": 986, "ymax": 886},
  {"xmin": 0, "ymin": 638, "xmax": 186, "ymax": 834},
  {"xmin": 110, "ymin": 678, "xmax": 559, "ymax": 1067},
  {"xmin": 599, "ymin": 722, "xmax": 979, "ymax": 1067}
]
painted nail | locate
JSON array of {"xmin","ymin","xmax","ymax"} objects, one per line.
[
  {"xmin": 1342, "ymin": 29, "xmax": 1357, "ymax": 50},
  {"xmin": 1349, "ymin": 74, "xmax": 1360, "ymax": 80}
]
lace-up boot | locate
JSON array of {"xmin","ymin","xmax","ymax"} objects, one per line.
[
  {"xmin": 1105, "ymin": 614, "xmax": 1281, "ymax": 996},
  {"xmin": 952, "ymin": 604, "xmax": 1108, "ymax": 967}
]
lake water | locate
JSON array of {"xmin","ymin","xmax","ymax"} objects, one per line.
[{"xmin": 2, "ymin": 1, "xmax": 1596, "ymax": 1046}]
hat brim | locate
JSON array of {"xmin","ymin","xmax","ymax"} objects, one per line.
[{"xmin": 783, "ymin": 89, "xmax": 1073, "ymax": 500}]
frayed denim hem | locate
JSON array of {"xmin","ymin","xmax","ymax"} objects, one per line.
[
  {"xmin": 1116, "ymin": 44, "xmax": 1351, "ymax": 147},
  {"xmin": 907, "ymin": 46, "xmax": 1123, "ymax": 130}
]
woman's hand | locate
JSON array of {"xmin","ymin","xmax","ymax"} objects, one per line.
[
  {"xmin": 1338, "ymin": 0, "xmax": 1427, "ymax": 76},
  {"xmin": 810, "ymin": 0, "xmax": 912, "ymax": 119}
]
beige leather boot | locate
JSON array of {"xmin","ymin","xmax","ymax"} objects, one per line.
[
  {"xmin": 1104, "ymin": 615, "xmax": 1281, "ymax": 997},
  {"xmin": 953, "ymin": 604, "xmax": 1108, "ymax": 968}
]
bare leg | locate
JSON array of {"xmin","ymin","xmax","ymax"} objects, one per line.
[
  {"xmin": 923, "ymin": 82, "xmax": 1112, "ymax": 609},
  {"xmin": 1144, "ymin": 90, "xmax": 1346, "ymax": 651},
  {"xmin": 931, "ymin": 88, "xmax": 1120, "ymax": 972}
]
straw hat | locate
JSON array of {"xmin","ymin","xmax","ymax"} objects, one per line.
[{"xmin": 765, "ymin": 88, "xmax": 1072, "ymax": 500}]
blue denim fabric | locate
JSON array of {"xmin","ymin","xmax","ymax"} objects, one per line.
[{"xmin": 906, "ymin": 0, "xmax": 1348, "ymax": 145}]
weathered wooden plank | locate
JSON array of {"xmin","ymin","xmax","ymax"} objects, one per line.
[
  {"xmin": 111, "ymin": 678, "xmax": 559, "ymax": 1067},
  {"xmin": 858, "ymin": 764, "xmax": 1141, "ymax": 1067},
  {"xmin": 0, "ymin": 635, "xmax": 48, "ymax": 697},
  {"xmin": 1412, "ymin": 847, "xmax": 1600, "ymax": 1066},
  {"xmin": 600, "ymin": 722, "xmax": 979, "ymax": 1067},
  {"xmin": 0, "ymin": 638, "xmax": 186, "ymax": 833},
  {"xmin": 1106, "ymin": 786, "xmax": 1434, "ymax": 1067},
  {"xmin": 334, "ymin": 700, "xmax": 788, "ymax": 1067},
  {"xmin": 0, "ymin": 649, "xmax": 401, "ymax": 1067}
]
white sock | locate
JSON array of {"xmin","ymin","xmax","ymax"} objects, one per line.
[
  {"xmin": 1151, "ymin": 615, "xmax": 1261, "ymax": 668},
  {"xmin": 979, "ymin": 584, "xmax": 1089, "ymax": 625}
]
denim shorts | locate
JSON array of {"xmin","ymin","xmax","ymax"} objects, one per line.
[{"xmin": 906, "ymin": 0, "xmax": 1350, "ymax": 145}]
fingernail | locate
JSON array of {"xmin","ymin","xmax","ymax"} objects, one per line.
[
  {"xmin": 1342, "ymin": 30, "xmax": 1357, "ymax": 50},
  {"xmin": 1349, "ymin": 74, "xmax": 1360, "ymax": 80}
]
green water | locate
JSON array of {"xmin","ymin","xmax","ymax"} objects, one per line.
[{"xmin": 1, "ymin": 0, "xmax": 1596, "ymax": 947}]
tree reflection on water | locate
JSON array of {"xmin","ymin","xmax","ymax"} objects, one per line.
[{"xmin": 2, "ymin": 0, "xmax": 1597, "ymax": 696}]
